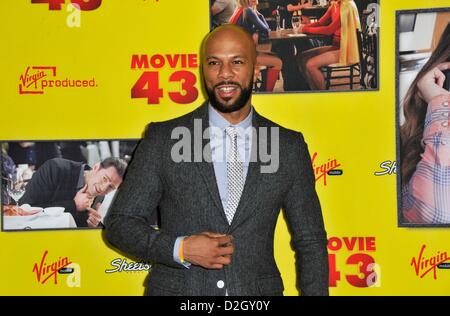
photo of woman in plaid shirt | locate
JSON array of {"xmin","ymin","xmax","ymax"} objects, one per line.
[{"xmin": 401, "ymin": 22, "xmax": 450, "ymax": 224}]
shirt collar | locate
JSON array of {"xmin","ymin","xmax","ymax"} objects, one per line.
[
  {"xmin": 77, "ymin": 164, "xmax": 91, "ymax": 190},
  {"xmin": 208, "ymin": 103, "xmax": 253, "ymax": 131}
]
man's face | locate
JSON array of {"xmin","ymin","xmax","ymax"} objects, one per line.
[
  {"xmin": 86, "ymin": 165, "xmax": 122, "ymax": 197},
  {"xmin": 202, "ymin": 29, "xmax": 257, "ymax": 113}
]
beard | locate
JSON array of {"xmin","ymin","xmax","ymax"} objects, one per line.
[{"xmin": 206, "ymin": 77, "xmax": 253, "ymax": 114}]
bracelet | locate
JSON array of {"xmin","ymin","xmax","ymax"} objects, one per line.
[{"xmin": 179, "ymin": 238, "xmax": 185, "ymax": 263}]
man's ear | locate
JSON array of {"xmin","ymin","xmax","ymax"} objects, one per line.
[{"xmin": 92, "ymin": 163, "xmax": 101, "ymax": 172}]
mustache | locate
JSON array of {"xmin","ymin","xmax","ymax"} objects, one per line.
[{"xmin": 213, "ymin": 81, "xmax": 242, "ymax": 89}]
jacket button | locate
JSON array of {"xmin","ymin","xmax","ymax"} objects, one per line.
[{"xmin": 217, "ymin": 280, "xmax": 225, "ymax": 289}]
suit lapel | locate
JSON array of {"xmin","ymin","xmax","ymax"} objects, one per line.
[
  {"xmin": 191, "ymin": 103, "xmax": 229, "ymax": 225},
  {"xmin": 195, "ymin": 150, "xmax": 229, "ymax": 225}
]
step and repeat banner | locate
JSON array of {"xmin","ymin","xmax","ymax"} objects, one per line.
[{"xmin": 1, "ymin": 0, "xmax": 450, "ymax": 295}]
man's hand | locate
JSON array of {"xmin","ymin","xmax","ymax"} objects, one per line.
[
  {"xmin": 183, "ymin": 232, "xmax": 234, "ymax": 269},
  {"xmin": 74, "ymin": 184, "xmax": 94, "ymax": 211},
  {"xmin": 86, "ymin": 207, "xmax": 102, "ymax": 228}
]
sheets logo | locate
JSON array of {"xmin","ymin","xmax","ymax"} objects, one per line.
[
  {"xmin": 374, "ymin": 160, "xmax": 396, "ymax": 176},
  {"xmin": 32, "ymin": 250, "xmax": 81, "ymax": 287},
  {"xmin": 311, "ymin": 152, "xmax": 343, "ymax": 186},
  {"xmin": 411, "ymin": 244, "xmax": 450, "ymax": 280},
  {"xmin": 105, "ymin": 258, "xmax": 152, "ymax": 274},
  {"xmin": 19, "ymin": 66, "xmax": 97, "ymax": 95},
  {"xmin": 328, "ymin": 236, "xmax": 381, "ymax": 288}
]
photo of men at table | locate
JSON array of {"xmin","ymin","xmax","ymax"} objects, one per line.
[
  {"xmin": 1, "ymin": 140, "xmax": 139, "ymax": 230},
  {"xmin": 209, "ymin": 0, "xmax": 379, "ymax": 92}
]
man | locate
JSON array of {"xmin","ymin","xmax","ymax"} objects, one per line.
[
  {"xmin": 105, "ymin": 25, "xmax": 328, "ymax": 296},
  {"xmin": 20, "ymin": 157, "xmax": 127, "ymax": 228},
  {"xmin": 276, "ymin": 0, "xmax": 311, "ymax": 29}
]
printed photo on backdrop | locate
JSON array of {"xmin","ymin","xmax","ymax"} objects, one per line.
[
  {"xmin": 210, "ymin": 0, "xmax": 379, "ymax": 93},
  {"xmin": 396, "ymin": 8, "xmax": 450, "ymax": 227},
  {"xmin": 0, "ymin": 140, "xmax": 148, "ymax": 231}
]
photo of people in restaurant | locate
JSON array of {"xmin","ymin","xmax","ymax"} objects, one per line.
[
  {"xmin": 397, "ymin": 8, "xmax": 450, "ymax": 226},
  {"xmin": 210, "ymin": 0, "xmax": 379, "ymax": 93},
  {"xmin": 1, "ymin": 140, "xmax": 141, "ymax": 231}
]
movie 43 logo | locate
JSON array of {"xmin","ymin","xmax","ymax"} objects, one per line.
[
  {"xmin": 31, "ymin": 0, "xmax": 101, "ymax": 10},
  {"xmin": 328, "ymin": 236, "xmax": 381, "ymax": 288},
  {"xmin": 131, "ymin": 54, "xmax": 199, "ymax": 105}
]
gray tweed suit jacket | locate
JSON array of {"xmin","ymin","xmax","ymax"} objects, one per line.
[{"xmin": 104, "ymin": 102, "xmax": 329, "ymax": 296}]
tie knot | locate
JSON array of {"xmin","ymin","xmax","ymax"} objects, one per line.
[{"xmin": 225, "ymin": 126, "xmax": 238, "ymax": 140}]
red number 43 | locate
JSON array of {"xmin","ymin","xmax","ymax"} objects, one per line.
[
  {"xmin": 329, "ymin": 253, "xmax": 380, "ymax": 288},
  {"xmin": 132, "ymin": 71, "xmax": 199, "ymax": 105},
  {"xmin": 32, "ymin": 0, "xmax": 102, "ymax": 11}
]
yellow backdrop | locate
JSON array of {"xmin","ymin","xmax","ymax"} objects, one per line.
[{"xmin": 1, "ymin": 0, "xmax": 450, "ymax": 295}]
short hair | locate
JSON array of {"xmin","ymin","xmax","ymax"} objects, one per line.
[{"xmin": 100, "ymin": 157, "xmax": 128, "ymax": 178}]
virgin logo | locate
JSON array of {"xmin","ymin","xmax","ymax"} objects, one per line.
[
  {"xmin": 32, "ymin": 250, "xmax": 72, "ymax": 285},
  {"xmin": 19, "ymin": 66, "xmax": 56, "ymax": 94},
  {"xmin": 311, "ymin": 152, "xmax": 342, "ymax": 186},
  {"xmin": 411, "ymin": 245, "xmax": 450, "ymax": 280}
]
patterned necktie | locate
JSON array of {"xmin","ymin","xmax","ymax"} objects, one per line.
[{"xmin": 225, "ymin": 127, "xmax": 244, "ymax": 225}]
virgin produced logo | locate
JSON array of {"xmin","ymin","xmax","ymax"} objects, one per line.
[{"xmin": 19, "ymin": 66, "xmax": 97, "ymax": 94}]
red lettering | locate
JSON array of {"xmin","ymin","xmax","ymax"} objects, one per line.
[
  {"xmin": 328, "ymin": 253, "xmax": 341, "ymax": 287},
  {"xmin": 327, "ymin": 237, "xmax": 342, "ymax": 251},
  {"xmin": 366, "ymin": 237, "xmax": 376, "ymax": 251},
  {"xmin": 166, "ymin": 54, "xmax": 180, "ymax": 68},
  {"xmin": 311, "ymin": 152, "xmax": 341, "ymax": 186},
  {"xmin": 328, "ymin": 237, "xmax": 376, "ymax": 251},
  {"xmin": 31, "ymin": 0, "xmax": 101, "ymax": 10},
  {"xmin": 150, "ymin": 54, "xmax": 165, "ymax": 69},
  {"xmin": 411, "ymin": 244, "xmax": 450, "ymax": 280},
  {"xmin": 131, "ymin": 55, "xmax": 149, "ymax": 69},
  {"xmin": 31, "ymin": 0, "xmax": 65, "ymax": 10},
  {"xmin": 131, "ymin": 54, "xmax": 199, "ymax": 69},
  {"xmin": 32, "ymin": 250, "xmax": 72, "ymax": 285},
  {"xmin": 343, "ymin": 237, "xmax": 357, "ymax": 251},
  {"xmin": 327, "ymin": 237, "xmax": 379, "ymax": 288},
  {"xmin": 168, "ymin": 71, "xmax": 198, "ymax": 104},
  {"xmin": 346, "ymin": 253, "xmax": 375, "ymax": 288},
  {"xmin": 131, "ymin": 71, "xmax": 163, "ymax": 104},
  {"xmin": 188, "ymin": 54, "xmax": 198, "ymax": 68},
  {"xmin": 71, "ymin": 0, "xmax": 101, "ymax": 10}
]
